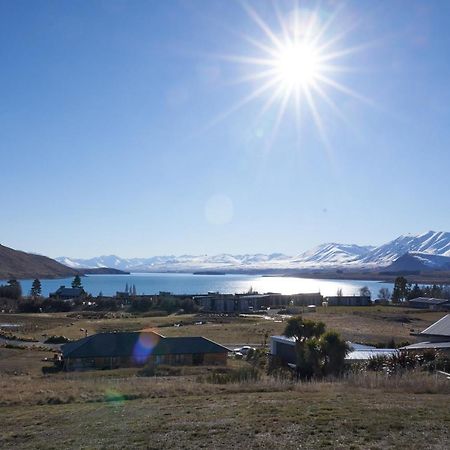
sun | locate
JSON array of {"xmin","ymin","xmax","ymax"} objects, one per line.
[
  {"xmin": 205, "ymin": 3, "xmax": 370, "ymax": 147},
  {"xmin": 273, "ymin": 40, "xmax": 322, "ymax": 90}
]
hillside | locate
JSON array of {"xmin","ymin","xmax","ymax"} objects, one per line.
[
  {"xmin": 384, "ymin": 252, "xmax": 450, "ymax": 272},
  {"xmin": 0, "ymin": 244, "xmax": 78, "ymax": 280}
]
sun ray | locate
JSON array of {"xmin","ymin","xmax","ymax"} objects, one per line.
[
  {"xmin": 262, "ymin": 83, "xmax": 292, "ymax": 155},
  {"xmin": 194, "ymin": 77, "xmax": 280, "ymax": 137},
  {"xmin": 212, "ymin": 53, "xmax": 276, "ymax": 67},
  {"xmin": 315, "ymin": 74, "xmax": 376, "ymax": 107},
  {"xmin": 191, "ymin": 2, "xmax": 373, "ymax": 151},
  {"xmin": 240, "ymin": 1, "xmax": 285, "ymax": 51},
  {"xmin": 224, "ymin": 68, "xmax": 279, "ymax": 87}
]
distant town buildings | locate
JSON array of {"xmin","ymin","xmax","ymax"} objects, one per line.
[
  {"xmin": 324, "ymin": 295, "xmax": 371, "ymax": 307},
  {"xmin": 195, "ymin": 292, "xmax": 324, "ymax": 313}
]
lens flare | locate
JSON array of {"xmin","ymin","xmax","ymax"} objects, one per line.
[
  {"xmin": 105, "ymin": 388, "xmax": 125, "ymax": 407},
  {"xmin": 132, "ymin": 331, "xmax": 160, "ymax": 364}
]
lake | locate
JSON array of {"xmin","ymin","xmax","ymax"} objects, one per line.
[{"xmin": 4, "ymin": 273, "xmax": 393, "ymax": 298}]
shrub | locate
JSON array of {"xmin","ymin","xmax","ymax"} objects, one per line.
[
  {"xmin": 204, "ymin": 366, "xmax": 261, "ymax": 384},
  {"xmin": 364, "ymin": 350, "xmax": 450, "ymax": 375},
  {"xmin": 44, "ymin": 335, "xmax": 71, "ymax": 344}
]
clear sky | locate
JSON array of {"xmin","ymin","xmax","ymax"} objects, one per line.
[{"xmin": 1, "ymin": 0, "xmax": 450, "ymax": 258}]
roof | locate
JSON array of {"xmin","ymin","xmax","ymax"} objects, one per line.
[
  {"xmin": 271, "ymin": 335, "xmax": 296, "ymax": 344},
  {"xmin": 345, "ymin": 349, "xmax": 398, "ymax": 360},
  {"xmin": 409, "ymin": 297, "xmax": 449, "ymax": 305},
  {"xmin": 420, "ymin": 314, "xmax": 450, "ymax": 337},
  {"xmin": 53, "ymin": 286, "xmax": 84, "ymax": 297},
  {"xmin": 400, "ymin": 341, "xmax": 450, "ymax": 351},
  {"xmin": 62, "ymin": 331, "xmax": 230, "ymax": 359}
]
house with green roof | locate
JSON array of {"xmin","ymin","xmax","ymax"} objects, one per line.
[{"xmin": 61, "ymin": 331, "xmax": 230, "ymax": 371}]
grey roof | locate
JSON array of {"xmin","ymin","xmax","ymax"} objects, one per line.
[
  {"xmin": 62, "ymin": 331, "xmax": 230, "ymax": 359},
  {"xmin": 346, "ymin": 349, "xmax": 398, "ymax": 360},
  {"xmin": 409, "ymin": 297, "xmax": 449, "ymax": 305},
  {"xmin": 400, "ymin": 341, "xmax": 450, "ymax": 351},
  {"xmin": 271, "ymin": 335, "xmax": 296, "ymax": 344},
  {"xmin": 52, "ymin": 286, "xmax": 84, "ymax": 297},
  {"xmin": 420, "ymin": 314, "xmax": 450, "ymax": 337}
]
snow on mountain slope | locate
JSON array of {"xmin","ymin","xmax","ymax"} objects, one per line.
[
  {"xmin": 360, "ymin": 231, "xmax": 450, "ymax": 266},
  {"xmin": 56, "ymin": 253, "xmax": 293, "ymax": 271},
  {"xmin": 293, "ymin": 243, "xmax": 374, "ymax": 265},
  {"xmin": 384, "ymin": 252, "xmax": 450, "ymax": 272},
  {"xmin": 57, "ymin": 231, "xmax": 450, "ymax": 272}
]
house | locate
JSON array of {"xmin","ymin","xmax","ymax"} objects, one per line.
[
  {"xmin": 407, "ymin": 297, "xmax": 450, "ymax": 310},
  {"xmin": 325, "ymin": 296, "xmax": 371, "ymax": 307},
  {"xmin": 401, "ymin": 314, "xmax": 450, "ymax": 356},
  {"xmin": 49, "ymin": 286, "xmax": 84, "ymax": 301},
  {"xmin": 270, "ymin": 335, "xmax": 297, "ymax": 366},
  {"xmin": 269, "ymin": 336, "xmax": 396, "ymax": 365},
  {"xmin": 61, "ymin": 331, "xmax": 229, "ymax": 371}
]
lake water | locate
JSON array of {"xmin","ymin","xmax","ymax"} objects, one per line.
[{"xmin": 4, "ymin": 273, "xmax": 393, "ymax": 298}]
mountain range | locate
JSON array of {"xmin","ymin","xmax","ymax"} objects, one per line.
[{"xmin": 57, "ymin": 231, "xmax": 450, "ymax": 273}]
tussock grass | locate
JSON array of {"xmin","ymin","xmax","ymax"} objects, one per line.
[
  {"xmin": 2, "ymin": 367, "xmax": 447, "ymax": 409},
  {"xmin": 343, "ymin": 370, "xmax": 450, "ymax": 394}
]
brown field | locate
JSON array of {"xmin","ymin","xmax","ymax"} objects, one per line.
[
  {"xmin": 1, "ymin": 307, "xmax": 449, "ymax": 449},
  {"xmin": 0, "ymin": 306, "xmax": 444, "ymax": 346},
  {"xmin": 0, "ymin": 346, "xmax": 449, "ymax": 449}
]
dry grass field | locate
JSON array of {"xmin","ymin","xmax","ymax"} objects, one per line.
[
  {"xmin": 0, "ymin": 347, "xmax": 449, "ymax": 450},
  {"xmin": 1, "ymin": 307, "xmax": 449, "ymax": 449},
  {"xmin": 0, "ymin": 306, "xmax": 444, "ymax": 346}
]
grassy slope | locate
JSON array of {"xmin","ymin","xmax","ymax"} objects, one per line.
[{"xmin": 0, "ymin": 379, "xmax": 449, "ymax": 449}]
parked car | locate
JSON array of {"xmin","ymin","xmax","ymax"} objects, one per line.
[{"xmin": 232, "ymin": 345, "xmax": 255, "ymax": 356}]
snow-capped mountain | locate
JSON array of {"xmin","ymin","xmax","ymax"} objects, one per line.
[
  {"xmin": 384, "ymin": 252, "xmax": 450, "ymax": 272},
  {"xmin": 56, "ymin": 231, "xmax": 450, "ymax": 272},
  {"xmin": 360, "ymin": 231, "xmax": 450, "ymax": 266},
  {"xmin": 292, "ymin": 243, "xmax": 375, "ymax": 265},
  {"xmin": 56, "ymin": 253, "xmax": 293, "ymax": 272}
]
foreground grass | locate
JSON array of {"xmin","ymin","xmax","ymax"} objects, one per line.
[
  {"xmin": 0, "ymin": 346, "xmax": 449, "ymax": 449},
  {"xmin": 1, "ymin": 378, "xmax": 449, "ymax": 449}
]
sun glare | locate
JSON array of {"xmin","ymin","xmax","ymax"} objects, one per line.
[
  {"xmin": 207, "ymin": 3, "xmax": 371, "ymax": 148},
  {"xmin": 274, "ymin": 41, "xmax": 321, "ymax": 89}
]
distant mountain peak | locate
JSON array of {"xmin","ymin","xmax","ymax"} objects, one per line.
[{"xmin": 56, "ymin": 230, "xmax": 450, "ymax": 272}]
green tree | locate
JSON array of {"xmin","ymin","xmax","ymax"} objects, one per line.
[
  {"xmin": 30, "ymin": 279, "xmax": 42, "ymax": 298},
  {"xmin": 7, "ymin": 279, "xmax": 22, "ymax": 299},
  {"xmin": 319, "ymin": 331, "xmax": 349, "ymax": 376},
  {"xmin": 283, "ymin": 316, "xmax": 348, "ymax": 379},
  {"xmin": 407, "ymin": 283, "xmax": 423, "ymax": 300},
  {"xmin": 359, "ymin": 286, "xmax": 371, "ymax": 298},
  {"xmin": 71, "ymin": 275, "xmax": 83, "ymax": 290},
  {"xmin": 430, "ymin": 284, "xmax": 443, "ymax": 298},
  {"xmin": 378, "ymin": 287, "xmax": 391, "ymax": 300},
  {"xmin": 392, "ymin": 276, "xmax": 409, "ymax": 303},
  {"xmin": 284, "ymin": 316, "xmax": 326, "ymax": 379}
]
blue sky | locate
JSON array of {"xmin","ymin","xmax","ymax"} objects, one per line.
[{"xmin": 1, "ymin": 0, "xmax": 450, "ymax": 258}]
